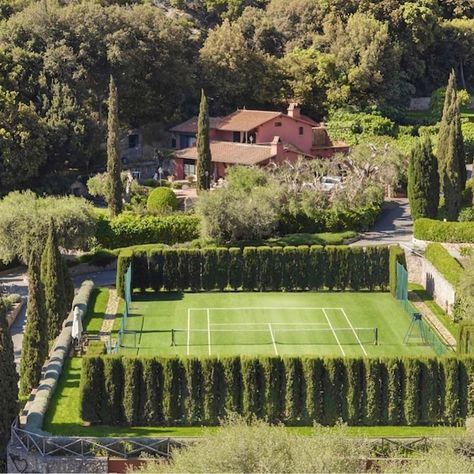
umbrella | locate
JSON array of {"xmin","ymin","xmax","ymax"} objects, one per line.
[{"xmin": 71, "ymin": 306, "xmax": 83, "ymax": 340}]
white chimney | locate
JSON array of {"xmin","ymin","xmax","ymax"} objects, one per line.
[
  {"xmin": 271, "ymin": 136, "xmax": 283, "ymax": 157},
  {"xmin": 288, "ymin": 103, "xmax": 300, "ymax": 119}
]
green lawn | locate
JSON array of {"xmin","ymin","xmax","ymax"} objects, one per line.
[
  {"xmin": 118, "ymin": 291, "xmax": 440, "ymax": 358},
  {"xmin": 44, "ymin": 358, "xmax": 464, "ymax": 438},
  {"xmin": 82, "ymin": 288, "xmax": 109, "ymax": 334}
]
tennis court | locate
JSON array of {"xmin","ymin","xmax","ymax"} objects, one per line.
[{"xmin": 117, "ymin": 292, "xmax": 439, "ymax": 357}]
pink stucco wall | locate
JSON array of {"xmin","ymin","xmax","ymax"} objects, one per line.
[
  {"xmin": 255, "ymin": 115, "xmax": 315, "ymax": 154},
  {"xmin": 174, "ymin": 158, "xmax": 184, "ymax": 179}
]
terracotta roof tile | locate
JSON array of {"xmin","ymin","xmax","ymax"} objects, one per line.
[
  {"xmin": 217, "ymin": 109, "xmax": 282, "ymax": 132},
  {"xmin": 175, "ymin": 141, "xmax": 275, "ymax": 165},
  {"xmin": 170, "ymin": 116, "xmax": 223, "ymax": 134}
]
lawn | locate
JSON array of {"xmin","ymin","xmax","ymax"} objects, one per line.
[
  {"xmin": 82, "ymin": 287, "xmax": 109, "ymax": 334},
  {"xmin": 118, "ymin": 291, "xmax": 440, "ymax": 358},
  {"xmin": 44, "ymin": 358, "xmax": 465, "ymax": 438}
]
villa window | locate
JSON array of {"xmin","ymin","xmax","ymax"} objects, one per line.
[
  {"xmin": 128, "ymin": 134, "xmax": 139, "ymax": 148},
  {"xmin": 275, "ymin": 121, "xmax": 282, "ymax": 127},
  {"xmin": 299, "ymin": 126, "xmax": 304, "ymax": 135},
  {"xmin": 233, "ymin": 131, "xmax": 241, "ymax": 142}
]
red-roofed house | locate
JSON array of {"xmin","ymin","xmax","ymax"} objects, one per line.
[{"xmin": 170, "ymin": 104, "xmax": 349, "ymax": 180}]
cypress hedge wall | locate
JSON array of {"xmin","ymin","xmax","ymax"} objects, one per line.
[
  {"xmin": 80, "ymin": 356, "xmax": 474, "ymax": 427},
  {"xmin": 117, "ymin": 245, "xmax": 393, "ymax": 297}
]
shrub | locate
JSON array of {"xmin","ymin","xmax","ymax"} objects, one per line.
[
  {"xmin": 87, "ymin": 340, "xmax": 105, "ymax": 356},
  {"xmin": 147, "ymin": 187, "xmax": 178, "ymax": 213},
  {"xmin": 80, "ymin": 356, "xmax": 472, "ymax": 427},
  {"xmin": 459, "ymin": 207, "xmax": 474, "ymax": 222},
  {"xmin": 425, "ymin": 243, "xmax": 463, "ymax": 287},
  {"xmin": 414, "ymin": 218, "xmax": 474, "ymax": 243},
  {"xmin": 96, "ymin": 213, "xmax": 200, "ymax": 249},
  {"xmin": 5, "ymin": 293, "xmax": 21, "ymax": 305}
]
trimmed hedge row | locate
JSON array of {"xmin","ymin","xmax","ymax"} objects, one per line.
[
  {"xmin": 414, "ymin": 218, "xmax": 474, "ymax": 243},
  {"xmin": 425, "ymin": 243, "xmax": 463, "ymax": 287},
  {"xmin": 96, "ymin": 213, "xmax": 200, "ymax": 249},
  {"xmin": 80, "ymin": 356, "xmax": 474, "ymax": 427},
  {"xmin": 389, "ymin": 246, "xmax": 407, "ymax": 297},
  {"xmin": 116, "ymin": 245, "xmax": 391, "ymax": 297}
]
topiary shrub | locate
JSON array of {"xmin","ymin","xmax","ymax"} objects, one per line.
[{"xmin": 147, "ymin": 187, "xmax": 178, "ymax": 213}]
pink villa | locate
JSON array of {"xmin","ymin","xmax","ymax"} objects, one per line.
[{"xmin": 169, "ymin": 104, "xmax": 349, "ymax": 180}]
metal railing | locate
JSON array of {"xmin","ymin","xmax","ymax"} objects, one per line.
[{"xmin": 10, "ymin": 419, "xmax": 190, "ymax": 459}]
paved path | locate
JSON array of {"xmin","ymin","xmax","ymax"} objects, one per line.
[
  {"xmin": 351, "ymin": 198, "xmax": 413, "ymax": 248},
  {"xmin": 0, "ymin": 266, "xmax": 115, "ymax": 366}
]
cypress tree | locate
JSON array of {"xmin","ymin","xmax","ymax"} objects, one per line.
[
  {"xmin": 223, "ymin": 357, "xmax": 243, "ymax": 414},
  {"xmin": 42, "ymin": 222, "xmax": 67, "ymax": 341},
  {"xmin": 303, "ymin": 358, "xmax": 325, "ymax": 424},
  {"xmin": 103, "ymin": 357, "xmax": 125, "ymax": 425},
  {"xmin": 19, "ymin": 251, "xmax": 48, "ymax": 397},
  {"xmin": 106, "ymin": 75, "xmax": 123, "ymax": 216},
  {"xmin": 62, "ymin": 259, "xmax": 74, "ymax": 316},
  {"xmin": 408, "ymin": 138, "xmax": 440, "ymax": 219},
  {"xmin": 196, "ymin": 89, "xmax": 212, "ymax": 191},
  {"xmin": 285, "ymin": 358, "xmax": 305, "ymax": 424},
  {"xmin": 203, "ymin": 359, "xmax": 226, "ymax": 424},
  {"xmin": 0, "ymin": 298, "xmax": 19, "ymax": 458},
  {"xmin": 79, "ymin": 357, "xmax": 105, "ymax": 424},
  {"xmin": 142, "ymin": 358, "xmax": 164, "ymax": 425},
  {"xmin": 264, "ymin": 357, "xmax": 285, "ymax": 423},
  {"xmin": 186, "ymin": 358, "xmax": 204, "ymax": 424},
  {"xmin": 346, "ymin": 359, "xmax": 366, "ymax": 425},
  {"xmin": 123, "ymin": 358, "xmax": 144, "ymax": 425},
  {"xmin": 387, "ymin": 359, "xmax": 405, "ymax": 425},
  {"xmin": 438, "ymin": 70, "xmax": 466, "ymax": 221}
]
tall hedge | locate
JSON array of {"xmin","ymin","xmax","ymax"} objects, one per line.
[
  {"xmin": 80, "ymin": 356, "xmax": 471, "ymax": 427},
  {"xmin": 117, "ymin": 245, "xmax": 392, "ymax": 297},
  {"xmin": 389, "ymin": 246, "xmax": 407, "ymax": 297}
]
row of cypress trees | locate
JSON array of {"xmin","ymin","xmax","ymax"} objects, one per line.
[
  {"xmin": 118, "ymin": 245, "xmax": 391, "ymax": 296},
  {"xmin": 408, "ymin": 70, "xmax": 467, "ymax": 221},
  {"xmin": 19, "ymin": 221, "xmax": 74, "ymax": 397},
  {"xmin": 80, "ymin": 356, "xmax": 472, "ymax": 427}
]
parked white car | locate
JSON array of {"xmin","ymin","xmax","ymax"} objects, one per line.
[{"xmin": 321, "ymin": 176, "xmax": 342, "ymax": 192}]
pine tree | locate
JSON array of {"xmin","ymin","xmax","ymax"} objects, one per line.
[
  {"xmin": 0, "ymin": 298, "xmax": 19, "ymax": 458},
  {"xmin": 19, "ymin": 251, "xmax": 48, "ymax": 397},
  {"xmin": 438, "ymin": 70, "xmax": 466, "ymax": 221},
  {"xmin": 196, "ymin": 90, "xmax": 212, "ymax": 191},
  {"xmin": 106, "ymin": 75, "xmax": 123, "ymax": 216},
  {"xmin": 42, "ymin": 222, "xmax": 67, "ymax": 341},
  {"xmin": 408, "ymin": 138, "xmax": 440, "ymax": 219}
]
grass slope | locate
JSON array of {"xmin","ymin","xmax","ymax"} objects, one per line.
[{"xmin": 82, "ymin": 288, "xmax": 109, "ymax": 334}]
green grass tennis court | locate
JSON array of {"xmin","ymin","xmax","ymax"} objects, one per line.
[{"xmin": 117, "ymin": 292, "xmax": 438, "ymax": 358}]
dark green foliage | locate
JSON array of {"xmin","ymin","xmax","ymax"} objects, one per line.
[
  {"xmin": 203, "ymin": 359, "xmax": 226, "ymax": 424},
  {"xmin": 103, "ymin": 357, "xmax": 125, "ymax": 425},
  {"xmin": 132, "ymin": 251, "xmax": 149, "ymax": 292},
  {"xmin": 242, "ymin": 358, "xmax": 265, "ymax": 419},
  {"xmin": 285, "ymin": 358, "xmax": 305, "ymax": 424},
  {"xmin": 164, "ymin": 358, "xmax": 187, "ymax": 424},
  {"xmin": 116, "ymin": 252, "xmax": 132, "ymax": 298},
  {"xmin": 444, "ymin": 358, "xmax": 467, "ymax": 424},
  {"xmin": 196, "ymin": 90, "xmax": 212, "ymax": 191},
  {"xmin": 106, "ymin": 76, "xmax": 123, "ymax": 217},
  {"xmin": 146, "ymin": 187, "xmax": 178, "ymax": 213},
  {"xmin": 346, "ymin": 359, "xmax": 366, "ymax": 425},
  {"xmin": 20, "ymin": 251, "xmax": 48, "ymax": 397},
  {"xmin": 186, "ymin": 358, "xmax": 204, "ymax": 424},
  {"xmin": 437, "ymin": 71, "xmax": 466, "ymax": 221},
  {"xmin": 201, "ymin": 247, "xmax": 218, "ymax": 291},
  {"xmin": 228, "ymin": 247, "xmax": 243, "ymax": 291},
  {"xmin": 408, "ymin": 138, "xmax": 439, "ymax": 219},
  {"xmin": 404, "ymin": 358, "xmax": 423, "ymax": 425},
  {"xmin": 365, "ymin": 359, "xmax": 388, "ymax": 425},
  {"xmin": 142, "ymin": 358, "xmax": 164, "ymax": 425},
  {"xmin": 387, "ymin": 359, "xmax": 405, "ymax": 425},
  {"xmin": 263, "ymin": 357, "xmax": 285, "ymax": 423},
  {"xmin": 326, "ymin": 358, "xmax": 348, "ymax": 422},
  {"xmin": 79, "ymin": 357, "xmax": 105, "ymax": 424},
  {"xmin": 42, "ymin": 221, "xmax": 68, "ymax": 340},
  {"xmin": 162, "ymin": 250, "xmax": 179, "ymax": 291},
  {"xmin": 389, "ymin": 246, "xmax": 407, "ymax": 297},
  {"xmin": 123, "ymin": 358, "xmax": 144, "ymax": 425},
  {"xmin": 242, "ymin": 247, "xmax": 258, "ymax": 291},
  {"xmin": 148, "ymin": 250, "xmax": 164, "ymax": 293},
  {"xmin": 122, "ymin": 245, "xmax": 390, "ymax": 293},
  {"xmin": 223, "ymin": 357, "xmax": 243, "ymax": 414},
  {"xmin": 303, "ymin": 358, "xmax": 325, "ymax": 425},
  {"xmin": 0, "ymin": 299, "xmax": 18, "ymax": 457},
  {"xmin": 62, "ymin": 259, "xmax": 74, "ymax": 316}
]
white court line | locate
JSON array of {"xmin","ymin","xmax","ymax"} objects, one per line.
[
  {"xmin": 211, "ymin": 322, "xmax": 328, "ymax": 326},
  {"xmin": 186, "ymin": 309, "xmax": 191, "ymax": 356},
  {"xmin": 188, "ymin": 307, "xmax": 345, "ymax": 311},
  {"xmin": 207, "ymin": 308, "xmax": 211, "ymax": 356},
  {"xmin": 322, "ymin": 308, "xmax": 345, "ymax": 357},
  {"xmin": 341, "ymin": 308, "xmax": 368, "ymax": 356},
  {"xmin": 268, "ymin": 323, "xmax": 278, "ymax": 355}
]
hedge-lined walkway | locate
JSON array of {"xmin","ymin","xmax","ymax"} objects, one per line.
[{"xmin": 99, "ymin": 289, "xmax": 120, "ymax": 342}]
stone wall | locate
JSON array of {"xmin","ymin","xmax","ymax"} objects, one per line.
[{"xmin": 406, "ymin": 251, "xmax": 455, "ymax": 315}]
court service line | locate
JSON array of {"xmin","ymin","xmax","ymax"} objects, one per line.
[
  {"xmin": 211, "ymin": 322, "xmax": 328, "ymax": 326},
  {"xmin": 207, "ymin": 308, "xmax": 212, "ymax": 356},
  {"xmin": 268, "ymin": 323, "xmax": 278, "ymax": 355},
  {"xmin": 186, "ymin": 309, "xmax": 191, "ymax": 356},
  {"xmin": 341, "ymin": 308, "xmax": 367, "ymax": 356},
  {"xmin": 322, "ymin": 308, "xmax": 345, "ymax": 357},
  {"xmin": 188, "ymin": 307, "xmax": 345, "ymax": 311}
]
